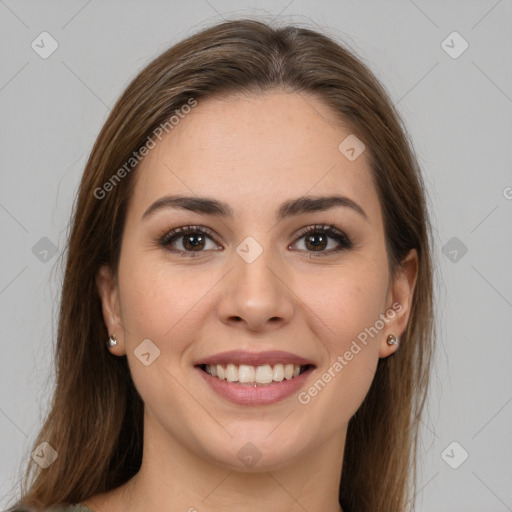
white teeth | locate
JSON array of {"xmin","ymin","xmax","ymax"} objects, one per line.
[
  {"xmin": 255, "ymin": 364, "xmax": 273, "ymax": 384},
  {"xmin": 204, "ymin": 363, "xmax": 306, "ymax": 384},
  {"xmin": 284, "ymin": 364, "xmax": 294, "ymax": 380},
  {"xmin": 273, "ymin": 363, "xmax": 284, "ymax": 382},
  {"xmin": 238, "ymin": 364, "xmax": 255, "ymax": 383},
  {"xmin": 225, "ymin": 363, "xmax": 237, "ymax": 382}
]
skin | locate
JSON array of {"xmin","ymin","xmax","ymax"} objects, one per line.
[{"xmin": 89, "ymin": 91, "xmax": 417, "ymax": 512}]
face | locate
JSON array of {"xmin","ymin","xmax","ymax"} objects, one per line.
[{"xmin": 97, "ymin": 91, "xmax": 417, "ymax": 472}]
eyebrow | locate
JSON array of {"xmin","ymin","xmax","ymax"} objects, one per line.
[{"xmin": 142, "ymin": 194, "xmax": 368, "ymax": 221}]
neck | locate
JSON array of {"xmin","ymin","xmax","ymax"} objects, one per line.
[
  {"xmin": 122, "ymin": 418, "xmax": 345, "ymax": 512},
  {"xmin": 112, "ymin": 411, "xmax": 346, "ymax": 512}
]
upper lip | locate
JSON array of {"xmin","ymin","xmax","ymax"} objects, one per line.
[{"xmin": 194, "ymin": 350, "xmax": 316, "ymax": 367}]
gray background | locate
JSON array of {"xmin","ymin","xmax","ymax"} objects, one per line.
[{"xmin": 1, "ymin": 1, "xmax": 511, "ymax": 511}]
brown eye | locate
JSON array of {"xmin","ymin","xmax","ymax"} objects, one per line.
[
  {"xmin": 181, "ymin": 233, "xmax": 206, "ymax": 251},
  {"xmin": 303, "ymin": 232, "xmax": 328, "ymax": 251},
  {"xmin": 291, "ymin": 224, "xmax": 352, "ymax": 256},
  {"xmin": 159, "ymin": 226, "xmax": 220, "ymax": 256}
]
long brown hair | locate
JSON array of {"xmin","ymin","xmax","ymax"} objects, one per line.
[{"xmin": 10, "ymin": 18, "xmax": 435, "ymax": 512}]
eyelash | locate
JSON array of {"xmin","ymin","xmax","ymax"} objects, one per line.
[{"xmin": 158, "ymin": 224, "xmax": 353, "ymax": 258}]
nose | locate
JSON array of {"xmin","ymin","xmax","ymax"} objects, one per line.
[{"xmin": 216, "ymin": 245, "xmax": 295, "ymax": 332}]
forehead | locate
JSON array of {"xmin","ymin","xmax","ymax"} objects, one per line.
[{"xmin": 129, "ymin": 92, "xmax": 381, "ymax": 225}]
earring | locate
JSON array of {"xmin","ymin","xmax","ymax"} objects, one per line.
[
  {"xmin": 386, "ymin": 334, "xmax": 398, "ymax": 346},
  {"xmin": 106, "ymin": 335, "xmax": 118, "ymax": 348}
]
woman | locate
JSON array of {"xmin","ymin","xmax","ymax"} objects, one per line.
[{"xmin": 10, "ymin": 18, "xmax": 435, "ymax": 512}]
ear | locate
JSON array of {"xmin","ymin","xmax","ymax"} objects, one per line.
[
  {"xmin": 96, "ymin": 265, "xmax": 126, "ymax": 355},
  {"xmin": 379, "ymin": 249, "xmax": 418, "ymax": 358}
]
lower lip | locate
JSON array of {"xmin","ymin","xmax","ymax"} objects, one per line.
[{"xmin": 196, "ymin": 367, "xmax": 314, "ymax": 406}]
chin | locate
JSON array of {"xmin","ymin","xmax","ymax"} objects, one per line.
[{"xmin": 199, "ymin": 424, "xmax": 313, "ymax": 472}]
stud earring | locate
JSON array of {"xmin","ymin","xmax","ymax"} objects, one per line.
[
  {"xmin": 106, "ymin": 335, "xmax": 118, "ymax": 348},
  {"xmin": 386, "ymin": 334, "xmax": 398, "ymax": 345}
]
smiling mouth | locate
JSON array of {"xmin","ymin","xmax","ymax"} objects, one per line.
[{"xmin": 198, "ymin": 363, "xmax": 313, "ymax": 386}]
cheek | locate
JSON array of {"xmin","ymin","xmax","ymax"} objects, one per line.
[
  {"xmin": 116, "ymin": 254, "xmax": 207, "ymax": 423},
  {"xmin": 118, "ymin": 252, "xmax": 205, "ymax": 345},
  {"xmin": 314, "ymin": 261, "xmax": 389, "ymax": 348},
  {"xmin": 296, "ymin": 261, "xmax": 388, "ymax": 422}
]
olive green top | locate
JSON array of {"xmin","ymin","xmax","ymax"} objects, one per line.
[
  {"xmin": 47, "ymin": 506, "xmax": 94, "ymax": 512},
  {"xmin": 9, "ymin": 506, "xmax": 94, "ymax": 512},
  {"xmin": 71, "ymin": 507, "xmax": 93, "ymax": 511}
]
